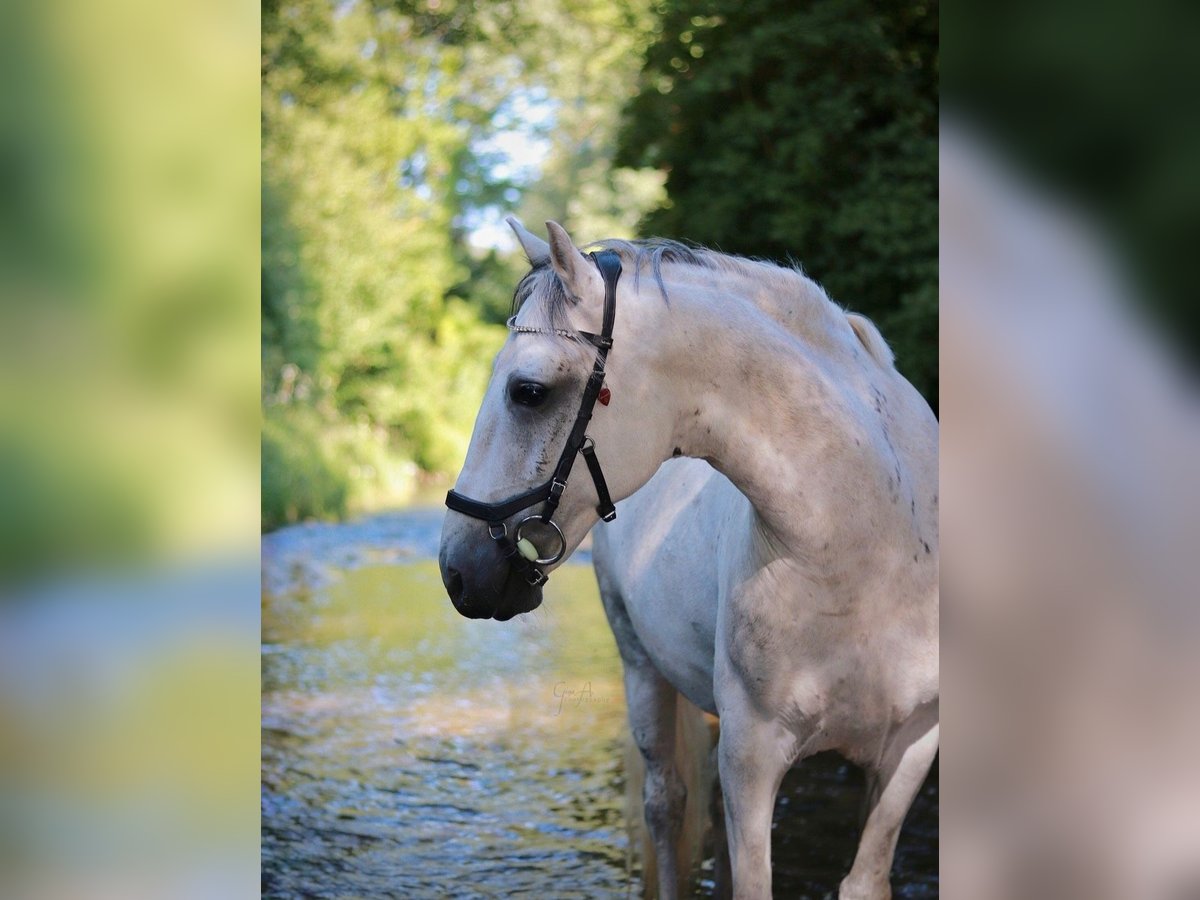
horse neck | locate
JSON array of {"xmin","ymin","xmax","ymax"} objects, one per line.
[{"xmin": 653, "ymin": 268, "xmax": 874, "ymax": 554}]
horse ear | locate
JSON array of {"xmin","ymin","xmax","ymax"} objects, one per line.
[
  {"xmin": 545, "ymin": 220, "xmax": 589, "ymax": 289},
  {"xmin": 506, "ymin": 216, "xmax": 549, "ymax": 265}
]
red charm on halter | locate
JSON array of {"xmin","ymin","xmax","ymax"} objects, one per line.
[{"xmin": 598, "ymin": 386, "xmax": 611, "ymax": 406}]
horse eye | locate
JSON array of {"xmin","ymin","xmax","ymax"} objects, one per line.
[{"xmin": 510, "ymin": 381, "xmax": 549, "ymax": 407}]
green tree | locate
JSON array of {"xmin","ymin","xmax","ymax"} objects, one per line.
[
  {"xmin": 618, "ymin": 0, "xmax": 938, "ymax": 403},
  {"xmin": 261, "ymin": 0, "xmax": 509, "ymax": 526}
]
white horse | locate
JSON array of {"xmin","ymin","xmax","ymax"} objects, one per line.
[{"xmin": 439, "ymin": 218, "xmax": 938, "ymax": 899}]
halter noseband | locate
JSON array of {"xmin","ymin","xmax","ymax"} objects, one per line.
[{"xmin": 444, "ymin": 249, "xmax": 622, "ymax": 587}]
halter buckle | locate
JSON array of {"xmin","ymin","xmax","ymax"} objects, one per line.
[{"xmin": 548, "ymin": 478, "xmax": 567, "ymax": 499}]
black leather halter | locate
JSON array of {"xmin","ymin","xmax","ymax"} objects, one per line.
[{"xmin": 444, "ymin": 249, "xmax": 622, "ymax": 586}]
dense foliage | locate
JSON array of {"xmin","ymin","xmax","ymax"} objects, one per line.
[{"xmin": 618, "ymin": 0, "xmax": 939, "ymax": 402}]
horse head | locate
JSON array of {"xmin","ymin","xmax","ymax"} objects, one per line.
[{"xmin": 439, "ymin": 219, "xmax": 672, "ymax": 620}]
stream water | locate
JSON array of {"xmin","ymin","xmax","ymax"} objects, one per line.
[{"xmin": 261, "ymin": 509, "xmax": 937, "ymax": 898}]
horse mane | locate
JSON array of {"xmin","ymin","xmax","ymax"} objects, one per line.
[{"xmin": 512, "ymin": 237, "xmax": 895, "ymax": 369}]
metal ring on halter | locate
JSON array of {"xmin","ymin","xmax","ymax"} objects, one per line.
[
  {"xmin": 514, "ymin": 516, "xmax": 566, "ymax": 566},
  {"xmin": 488, "ymin": 522, "xmax": 507, "ymax": 540}
]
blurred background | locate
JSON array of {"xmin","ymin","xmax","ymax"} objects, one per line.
[
  {"xmin": 260, "ymin": 0, "xmax": 938, "ymax": 529},
  {"xmin": 941, "ymin": 0, "xmax": 1200, "ymax": 896},
  {"xmin": 1, "ymin": 0, "xmax": 260, "ymax": 896}
]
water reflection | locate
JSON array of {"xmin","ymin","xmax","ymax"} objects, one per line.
[
  {"xmin": 263, "ymin": 562, "xmax": 632, "ymax": 897},
  {"xmin": 262, "ymin": 514, "xmax": 936, "ymax": 897}
]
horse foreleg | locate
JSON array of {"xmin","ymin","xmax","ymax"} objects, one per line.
[
  {"xmin": 625, "ymin": 662, "xmax": 688, "ymax": 899},
  {"xmin": 841, "ymin": 710, "xmax": 939, "ymax": 900},
  {"xmin": 716, "ymin": 705, "xmax": 793, "ymax": 900}
]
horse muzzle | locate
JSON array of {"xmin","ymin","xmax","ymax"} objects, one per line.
[{"xmin": 438, "ymin": 534, "xmax": 544, "ymax": 621}]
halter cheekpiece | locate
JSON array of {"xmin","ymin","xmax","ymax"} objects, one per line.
[{"xmin": 444, "ymin": 250, "xmax": 622, "ymax": 587}]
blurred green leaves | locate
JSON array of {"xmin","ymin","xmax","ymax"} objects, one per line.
[{"xmin": 1, "ymin": 0, "xmax": 260, "ymax": 583}]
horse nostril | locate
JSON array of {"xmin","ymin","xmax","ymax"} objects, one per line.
[{"xmin": 444, "ymin": 566, "xmax": 464, "ymax": 603}]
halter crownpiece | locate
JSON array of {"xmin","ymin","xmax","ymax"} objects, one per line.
[{"xmin": 445, "ymin": 249, "xmax": 622, "ymax": 586}]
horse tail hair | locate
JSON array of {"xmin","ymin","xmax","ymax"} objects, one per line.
[{"xmin": 846, "ymin": 312, "xmax": 896, "ymax": 367}]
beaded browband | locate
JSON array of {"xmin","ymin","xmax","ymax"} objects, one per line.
[{"xmin": 504, "ymin": 317, "xmax": 585, "ymax": 342}]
